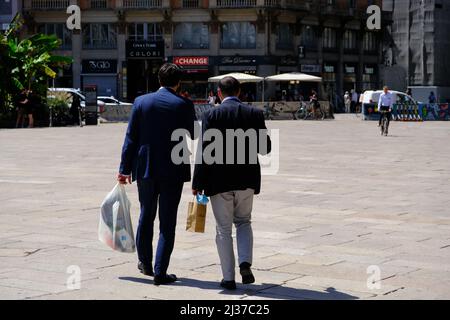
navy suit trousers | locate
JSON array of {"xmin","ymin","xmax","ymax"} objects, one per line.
[{"xmin": 136, "ymin": 178, "xmax": 184, "ymax": 276}]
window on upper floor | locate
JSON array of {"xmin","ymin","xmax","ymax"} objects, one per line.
[
  {"xmin": 300, "ymin": 25, "xmax": 317, "ymax": 50},
  {"xmin": 173, "ymin": 22, "xmax": 209, "ymax": 49},
  {"xmin": 221, "ymin": 22, "xmax": 256, "ymax": 49},
  {"xmin": 363, "ymin": 32, "xmax": 377, "ymax": 52},
  {"xmin": 343, "ymin": 30, "xmax": 357, "ymax": 50},
  {"xmin": 38, "ymin": 23, "xmax": 72, "ymax": 50},
  {"xmin": 128, "ymin": 23, "xmax": 163, "ymax": 41},
  {"xmin": 322, "ymin": 27, "xmax": 337, "ymax": 50},
  {"xmin": 276, "ymin": 23, "xmax": 294, "ymax": 50},
  {"xmin": 82, "ymin": 23, "xmax": 117, "ymax": 49}
]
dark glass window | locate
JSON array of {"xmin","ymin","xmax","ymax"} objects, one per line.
[
  {"xmin": 38, "ymin": 23, "xmax": 72, "ymax": 50},
  {"xmin": 173, "ymin": 23, "xmax": 209, "ymax": 49},
  {"xmin": 277, "ymin": 23, "xmax": 294, "ymax": 50},
  {"xmin": 323, "ymin": 27, "xmax": 337, "ymax": 49},
  {"xmin": 221, "ymin": 22, "xmax": 256, "ymax": 49},
  {"xmin": 300, "ymin": 25, "xmax": 317, "ymax": 50},
  {"xmin": 82, "ymin": 23, "xmax": 117, "ymax": 49}
]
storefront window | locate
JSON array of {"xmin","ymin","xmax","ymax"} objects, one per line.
[
  {"xmin": 323, "ymin": 63, "xmax": 336, "ymax": 82},
  {"xmin": 128, "ymin": 23, "xmax": 163, "ymax": 41},
  {"xmin": 362, "ymin": 64, "xmax": 377, "ymax": 91},
  {"xmin": 38, "ymin": 23, "xmax": 72, "ymax": 50},
  {"xmin": 322, "ymin": 27, "xmax": 337, "ymax": 50},
  {"xmin": 300, "ymin": 25, "xmax": 317, "ymax": 50},
  {"xmin": 221, "ymin": 22, "xmax": 256, "ymax": 49},
  {"xmin": 343, "ymin": 30, "xmax": 357, "ymax": 50},
  {"xmin": 82, "ymin": 23, "xmax": 117, "ymax": 49},
  {"xmin": 173, "ymin": 23, "xmax": 209, "ymax": 49},
  {"xmin": 277, "ymin": 23, "xmax": 294, "ymax": 50}
]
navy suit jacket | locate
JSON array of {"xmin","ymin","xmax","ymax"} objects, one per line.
[
  {"xmin": 119, "ymin": 87, "xmax": 196, "ymax": 183},
  {"xmin": 192, "ymin": 97, "xmax": 271, "ymax": 196}
]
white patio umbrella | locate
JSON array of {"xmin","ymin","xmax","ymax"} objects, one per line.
[
  {"xmin": 265, "ymin": 72, "xmax": 322, "ymax": 82},
  {"xmin": 208, "ymin": 73, "xmax": 265, "ymax": 102},
  {"xmin": 208, "ymin": 72, "xmax": 264, "ymax": 83}
]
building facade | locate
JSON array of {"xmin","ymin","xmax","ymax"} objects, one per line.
[
  {"xmin": 0, "ymin": 0, "xmax": 22, "ymax": 30},
  {"xmin": 383, "ymin": 0, "xmax": 450, "ymax": 99},
  {"xmin": 22, "ymin": 0, "xmax": 390, "ymax": 103}
]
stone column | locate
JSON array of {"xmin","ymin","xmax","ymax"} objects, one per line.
[
  {"xmin": 316, "ymin": 24, "xmax": 325, "ymax": 99},
  {"xmin": 117, "ymin": 12, "xmax": 127, "ymax": 100},
  {"xmin": 357, "ymin": 27, "xmax": 364, "ymax": 93},
  {"xmin": 72, "ymin": 29, "xmax": 82, "ymax": 89},
  {"xmin": 337, "ymin": 27, "xmax": 344, "ymax": 99}
]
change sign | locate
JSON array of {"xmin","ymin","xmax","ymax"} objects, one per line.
[{"xmin": 173, "ymin": 56, "xmax": 209, "ymax": 66}]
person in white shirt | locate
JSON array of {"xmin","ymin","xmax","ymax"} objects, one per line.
[
  {"xmin": 378, "ymin": 86, "xmax": 393, "ymax": 127},
  {"xmin": 344, "ymin": 91, "xmax": 351, "ymax": 113},
  {"xmin": 208, "ymin": 91, "xmax": 216, "ymax": 105}
]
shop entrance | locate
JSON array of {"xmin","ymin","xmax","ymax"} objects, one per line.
[{"xmin": 127, "ymin": 59, "xmax": 163, "ymax": 101}]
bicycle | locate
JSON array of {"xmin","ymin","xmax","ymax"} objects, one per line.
[
  {"xmin": 303, "ymin": 102, "xmax": 325, "ymax": 120},
  {"xmin": 263, "ymin": 103, "xmax": 280, "ymax": 120},
  {"xmin": 293, "ymin": 101, "xmax": 308, "ymax": 120},
  {"xmin": 380, "ymin": 110, "xmax": 390, "ymax": 136}
]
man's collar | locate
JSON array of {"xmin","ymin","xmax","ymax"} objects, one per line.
[
  {"xmin": 159, "ymin": 87, "xmax": 177, "ymax": 94},
  {"xmin": 222, "ymin": 96, "xmax": 241, "ymax": 103}
]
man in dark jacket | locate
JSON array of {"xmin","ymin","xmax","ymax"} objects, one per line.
[
  {"xmin": 192, "ymin": 76, "xmax": 271, "ymax": 290},
  {"xmin": 118, "ymin": 63, "xmax": 196, "ymax": 285}
]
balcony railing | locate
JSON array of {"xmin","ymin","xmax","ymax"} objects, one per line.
[
  {"xmin": 285, "ymin": 0, "xmax": 311, "ymax": 10},
  {"xmin": 89, "ymin": 0, "xmax": 108, "ymax": 9},
  {"xmin": 121, "ymin": 0, "xmax": 162, "ymax": 8},
  {"xmin": 216, "ymin": 0, "xmax": 257, "ymax": 8},
  {"xmin": 28, "ymin": 0, "xmax": 70, "ymax": 10},
  {"xmin": 213, "ymin": 0, "xmax": 312, "ymax": 10},
  {"xmin": 264, "ymin": 0, "xmax": 280, "ymax": 6},
  {"xmin": 182, "ymin": 0, "xmax": 200, "ymax": 8}
]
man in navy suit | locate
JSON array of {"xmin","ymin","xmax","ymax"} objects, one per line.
[
  {"xmin": 117, "ymin": 63, "xmax": 195, "ymax": 285},
  {"xmin": 192, "ymin": 76, "xmax": 271, "ymax": 290}
]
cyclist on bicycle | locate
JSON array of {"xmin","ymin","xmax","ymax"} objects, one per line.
[
  {"xmin": 310, "ymin": 90, "xmax": 320, "ymax": 111},
  {"xmin": 378, "ymin": 86, "xmax": 393, "ymax": 127}
]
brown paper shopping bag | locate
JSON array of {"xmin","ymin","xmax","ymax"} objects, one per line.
[{"xmin": 186, "ymin": 197, "xmax": 207, "ymax": 233}]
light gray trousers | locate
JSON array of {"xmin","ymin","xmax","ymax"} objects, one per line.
[{"xmin": 210, "ymin": 188, "xmax": 254, "ymax": 281}]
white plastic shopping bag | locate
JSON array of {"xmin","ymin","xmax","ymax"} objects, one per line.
[{"xmin": 99, "ymin": 183, "xmax": 136, "ymax": 253}]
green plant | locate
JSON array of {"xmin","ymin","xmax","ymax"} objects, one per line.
[
  {"xmin": 47, "ymin": 95, "xmax": 71, "ymax": 126},
  {"xmin": 0, "ymin": 13, "xmax": 73, "ymax": 121}
]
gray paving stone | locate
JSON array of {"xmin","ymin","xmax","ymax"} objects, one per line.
[{"xmin": 1, "ymin": 117, "xmax": 449, "ymax": 299}]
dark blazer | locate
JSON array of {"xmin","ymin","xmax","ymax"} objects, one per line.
[
  {"xmin": 192, "ymin": 97, "xmax": 271, "ymax": 196},
  {"xmin": 119, "ymin": 87, "xmax": 196, "ymax": 182}
]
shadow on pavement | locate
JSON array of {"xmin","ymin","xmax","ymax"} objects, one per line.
[{"xmin": 119, "ymin": 276, "xmax": 358, "ymax": 300}]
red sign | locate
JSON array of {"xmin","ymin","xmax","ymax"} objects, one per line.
[{"xmin": 173, "ymin": 56, "xmax": 209, "ymax": 66}]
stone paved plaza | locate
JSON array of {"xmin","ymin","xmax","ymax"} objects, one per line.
[{"xmin": 0, "ymin": 115, "xmax": 449, "ymax": 300}]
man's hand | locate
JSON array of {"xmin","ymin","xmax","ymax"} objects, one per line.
[
  {"xmin": 192, "ymin": 189, "xmax": 201, "ymax": 196},
  {"xmin": 117, "ymin": 173, "xmax": 132, "ymax": 185}
]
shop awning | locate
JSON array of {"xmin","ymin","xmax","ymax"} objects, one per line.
[
  {"xmin": 265, "ymin": 72, "xmax": 322, "ymax": 82},
  {"xmin": 208, "ymin": 72, "xmax": 264, "ymax": 83}
]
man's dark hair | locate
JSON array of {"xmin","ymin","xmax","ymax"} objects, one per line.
[
  {"xmin": 158, "ymin": 63, "xmax": 183, "ymax": 87},
  {"xmin": 219, "ymin": 76, "xmax": 241, "ymax": 97}
]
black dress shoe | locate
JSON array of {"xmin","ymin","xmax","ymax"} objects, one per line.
[
  {"xmin": 154, "ymin": 274, "xmax": 177, "ymax": 286},
  {"xmin": 137, "ymin": 261, "xmax": 154, "ymax": 277},
  {"xmin": 220, "ymin": 279, "xmax": 237, "ymax": 290},
  {"xmin": 239, "ymin": 262, "xmax": 255, "ymax": 284}
]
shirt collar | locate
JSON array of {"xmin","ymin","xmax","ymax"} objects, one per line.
[
  {"xmin": 222, "ymin": 96, "xmax": 241, "ymax": 103},
  {"xmin": 159, "ymin": 87, "xmax": 176, "ymax": 94}
]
